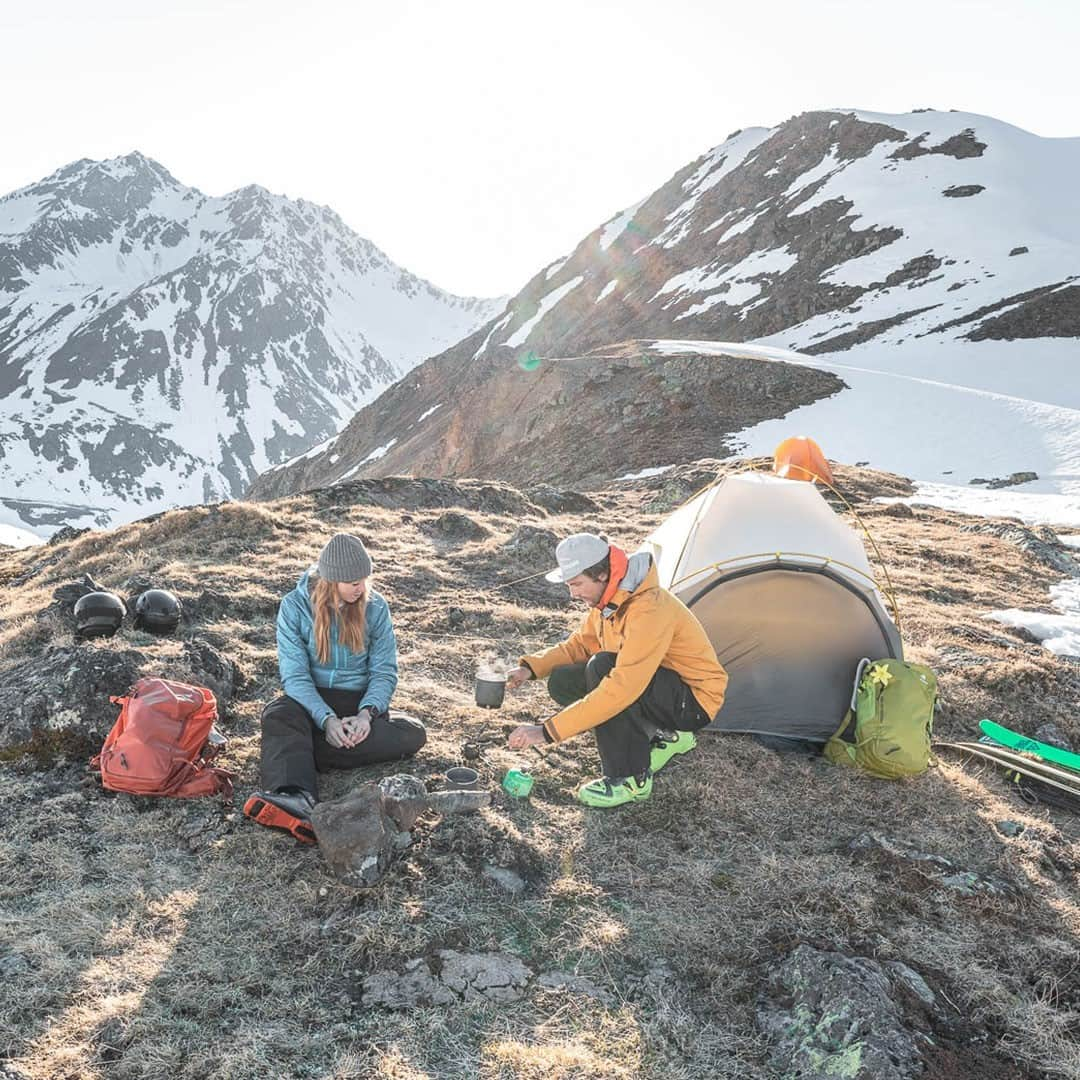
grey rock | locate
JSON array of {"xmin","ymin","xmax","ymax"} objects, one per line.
[
  {"xmin": 988, "ymin": 470, "xmax": 1038, "ymax": 489},
  {"xmin": 362, "ymin": 951, "xmax": 532, "ymax": 1008},
  {"xmin": 524, "ymin": 485, "xmax": 600, "ymax": 514},
  {"xmin": 379, "ymin": 774, "xmax": 429, "ymax": 831},
  {"xmin": 47, "ymin": 525, "xmax": 91, "ymax": 546},
  {"xmin": 995, "ymin": 820, "xmax": 1025, "ymax": 838},
  {"xmin": 849, "ymin": 831, "xmax": 1018, "ymax": 898},
  {"xmin": 501, "ymin": 525, "xmax": 558, "ymax": 566},
  {"xmin": 428, "ymin": 510, "xmax": 489, "ymax": 542},
  {"xmin": 482, "ymin": 864, "xmax": 527, "ymax": 895},
  {"xmin": 757, "ymin": 945, "xmax": 934, "ymax": 1080},
  {"xmin": 425, "ymin": 790, "xmax": 492, "ymax": 815},
  {"xmin": 942, "ymin": 183, "xmax": 986, "ymax": 197},
  {"xmin": 437, "ymin": 949, "xmax": 532, "ymax": 1003},
  {"xmin": 310, "ymin": 784, "xmax": 396, "ymax": 888},
  {"xmin": 885, "ymin": 962, "xmax": 937, "ymax": 1008},
  {"xmin": 0, "ymin": 643, "xmax": 149, "ymax": 755},
  {"xmin": 879, "ymin": 501, "xmax": 914, "ymax": 518},
  {"xmin": 536, "ymin": 971, "xmax": 614, "ymax": 1005},
  {"xmin": 182, "ymin": 638, "xmax": 239, "ymax": 703},
  {"xmin": 958, "ymin": 521, "xmax": 1080, "ymax": 575},
  {"xmin": 362, "ymin": 958, "xmax": 457, "ymax": 1008},
  {"xmin": 49, "ymin": 574, "xmax": 107, "ymax": 611}
]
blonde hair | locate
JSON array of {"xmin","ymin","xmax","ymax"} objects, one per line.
[{"xmin": 310, "ymin": 574, "xmax": 367, "ymax": 665}]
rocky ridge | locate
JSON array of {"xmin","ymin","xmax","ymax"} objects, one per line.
[{"xmin": 254, "ymin": 107, "xmax": 1080, "ymax": 496}]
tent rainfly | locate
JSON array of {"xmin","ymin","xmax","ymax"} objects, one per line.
[{"xmin": 646, "ymin": 473, "xmax": 902, "ymax": 742}]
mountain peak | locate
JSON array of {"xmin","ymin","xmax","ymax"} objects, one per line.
[{"xmin": 0, "ymin": 153, "xmax": 505, "ymax": 537}]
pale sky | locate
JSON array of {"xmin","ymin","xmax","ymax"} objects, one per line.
[{"xmin": 2, "ymin": 0, "xmax": 1077, "ymax": 297}]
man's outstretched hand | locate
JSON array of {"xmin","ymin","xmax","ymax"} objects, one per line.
[
  {"xmin": 505, "ymin": 666, "xmax": 532, "ymax": 691},
  {"xmin": 507, "ymin": 723, "xmax": 547, "ymax": 750}
]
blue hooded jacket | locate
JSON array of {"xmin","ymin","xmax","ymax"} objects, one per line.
[{"xmin": 276, "ymin": 569, "xmax": 398, "ymax": 728}]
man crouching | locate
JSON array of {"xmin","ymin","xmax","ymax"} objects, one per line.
[{"xmin": 505, "ymin": 533, "xmax": 728, "ymax": 808}]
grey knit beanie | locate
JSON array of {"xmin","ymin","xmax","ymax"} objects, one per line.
[{"xmin": 317, "ymin": 534, "xmax": 372, "ymax": 582}]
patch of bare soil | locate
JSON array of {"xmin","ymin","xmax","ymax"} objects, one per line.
[{"xmin": 0, "ymin": 463, "xmax": 1077, "ymax": 1080}]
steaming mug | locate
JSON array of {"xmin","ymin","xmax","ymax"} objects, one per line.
[{"xmin": 474, "ymin": 674, "xmax": 506, "ymax": 708}]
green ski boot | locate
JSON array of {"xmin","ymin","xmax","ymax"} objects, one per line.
[
  {"xmin": 650, "ymin": 730, "xmax": 697, "ymax": 774},
  {"xmin": 576, "ymin": 772, "xmax": 653, "ymax": 808}
]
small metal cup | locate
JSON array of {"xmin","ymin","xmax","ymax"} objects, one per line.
[
  {"xmin": 445, "ymin": 766, "xmax": 480, "ymax": 790},
  {"xmin": 474, "ymin": 675, "xmax": 506, "ymax": 709}
]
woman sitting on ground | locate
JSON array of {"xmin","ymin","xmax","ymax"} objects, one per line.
[{"xmin": 245, "ymin": 533, "xmax": 426, "ymax": 840}]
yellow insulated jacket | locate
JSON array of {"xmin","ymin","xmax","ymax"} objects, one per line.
[{"xmin": 522, "ymin": 560, "xmax": 728, "ymax": 742}]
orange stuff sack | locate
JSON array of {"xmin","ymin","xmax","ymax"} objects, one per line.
[
  {"xmin": 92, "ymin": 677, "xmax": 234, "ymax": 799},
  {"xmin": 772, "ymin": 436, "xmax": 834, "ymax": 485}
]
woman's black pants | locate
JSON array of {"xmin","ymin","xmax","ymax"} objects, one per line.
[
  {"xmin": 260, "ymin": 687, "xmax": 426, "ymax": 798},
  {"xmin": 547, "ymin": 651, "xmax": 709, "ymax": 779}
]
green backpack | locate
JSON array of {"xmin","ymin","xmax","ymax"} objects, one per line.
[{"xmin": 824, "ymin": 658, "xmax": 938, "ymax": 779}]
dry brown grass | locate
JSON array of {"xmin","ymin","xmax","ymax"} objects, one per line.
[{"xmin": 0, "ymin": 466, "xmax": 1078, "ymax": 1079}]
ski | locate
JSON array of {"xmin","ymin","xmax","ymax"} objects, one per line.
[
  {"xmin": 937, "ymin": 741, "xmax": 1080, "ymax": 799},
  {"xmin": 957, "ymin": 740, "xmax": 1080, "ymax": 788},
  {"xmin": 978, "ymin": 720, "xmax": 1080, "ymax": 774}
]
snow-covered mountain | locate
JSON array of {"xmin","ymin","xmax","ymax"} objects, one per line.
[
  {"xmin": 0, "ymin": 153, "xmax": 503, "ymax": 538},
  {"xmin": 252, "ymin": 108, "xmax": 1079, "ymax": 499}
]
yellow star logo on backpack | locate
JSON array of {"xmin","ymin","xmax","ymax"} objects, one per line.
[{"xmin": 868, "ymin": 663, "xmax": 894, "ymax": 689}]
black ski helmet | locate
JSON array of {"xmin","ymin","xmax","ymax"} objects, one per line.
[
  {"xmin": 73, "ymin": 591, "xmax": 126, "ymax": 639},
  {"xmin": 134, "ymin": 588, "xmax": 183, "ymax": 634}
]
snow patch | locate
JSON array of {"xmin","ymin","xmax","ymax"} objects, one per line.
[
  {"xmin": 360, "ymin": 438, "xmax": 397, "ymax": 465},
  {"xmin": 599, "ymin": 199, "xmax": 646, "ymax": 251},
  {"xmin": 596, "ymin": 279, "xmax": 619, "ymax": 303},
  {"xmin": 505, "ymin": 277, "xmax": 584, "ymax": 348},
  {"xmin": 987, "ymin": 579, "xmax": 1080, "ymax": 658},
  {"xmin": 545, "ymin": 256, "xmax": 569, "ymax": 279},
  {"xmin": 615, "ymin": 465, "xmax": 675, "ymax": 481},
  {"xmin": 875, "ymin": 484, "xmax": 1080, "ymax": 528},
  {"xmin": 0, "ymin": 522, "xmax": 44, "ymax": 548}
]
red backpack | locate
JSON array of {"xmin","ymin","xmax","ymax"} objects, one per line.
[{"xmin": 92, "ymin": 677, "xmax": 235, "ymax": 799}]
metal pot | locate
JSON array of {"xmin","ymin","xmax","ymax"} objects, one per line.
[{"xmin": 474, "ymin": 675, "xmax": 506, "ymax": 709}]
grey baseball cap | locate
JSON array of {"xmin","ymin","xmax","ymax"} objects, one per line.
[{"xmin": 544, "ymin": 533, "xmax": 609, "ymax": 583}]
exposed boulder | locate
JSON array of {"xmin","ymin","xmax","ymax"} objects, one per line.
[
  {"xmin": 524, "ymin": 485, "xmax": 600, "ymax": 515},
  {"xmin": 362, "ymin": 950, "xmax": 532, "ymax": 1008},
  {"xmin": 756, "ymin": 945, "xmax": 936, "ymax": 1080},
  {"xmin": 182, "ymin": 638, "xmax": 240, "ymax": 702},
  {"xmin": 501, "ymin": 526, "xmax": 558, "ymax": 566},
  {"xmin": 959, "ymin": 521, "xmax": 1079, "ymax": 575},
  {"xmin": 848, "ymin": 831, "xmax": 1020, "ymax": 898},
  {"xmin": 311, "ymin": 784, "xmax": 398, "ymax": 889},
  {"xmin": 425, "ymin": 510, "xmax": 490, "ymax": 543},
  {"xmin": 46, "ymin": 525, "xmax": 91, "ymax": 546},
  {"xmin": 312, "ymin": 777, "xmax": 492, "ymax": 888},
  {"xmin": 379, "ymin": 774, "xmax": 430, "ymax": 831},
  {"xmin": 0, "ymin": 643, "xmax": 150, "ymax": 757}
]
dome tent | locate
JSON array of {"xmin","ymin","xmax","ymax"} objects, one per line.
[{"xmin": 646, "ymin": 472, "xmax": 902, "ymax": 742}]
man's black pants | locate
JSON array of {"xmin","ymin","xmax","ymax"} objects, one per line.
[
  {"xmin": 260, "ymin": 687, "xmax": 426, "ymax": 798},
  {"xmin": 548, "ymin": 652, "xmax": 709, "ymax": 779}
]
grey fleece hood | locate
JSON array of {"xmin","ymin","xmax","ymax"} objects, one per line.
[{"xmin": 601, "ymin": 550, "xmax": 653, "ymax": 618}]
